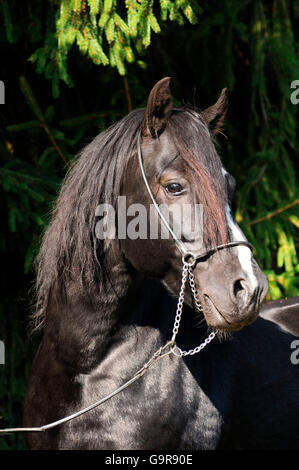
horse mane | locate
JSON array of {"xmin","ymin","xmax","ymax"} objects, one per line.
[
  {"xmin": 32, "ymin": 107, "xmax": 228, "ymax": 331},
  {"xmin": 167, "ymin": 108, "xmax": 227, "ymax": 245}
]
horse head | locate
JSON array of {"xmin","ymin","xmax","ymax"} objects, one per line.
[{"xmin": 121, "ymin": 77, "xmax": 268, "ymax": 332}]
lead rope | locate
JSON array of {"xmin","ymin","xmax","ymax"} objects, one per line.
[{"xmin": 0, "ymin": 259, "xmax": 216, "ymax": 435}]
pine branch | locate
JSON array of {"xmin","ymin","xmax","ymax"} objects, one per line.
[
  {"xmin": 246, "ymin": 199, "xmax": 299, "ymax": 227},
  {"xmin": 0, "ymin": 0, "xmax": 14, "ymax": 43},
  {"xmin": 123, "ymin": 76, "xmax": 132, "ymax": 112},
  {"xmin": 19, "ymin": 77, "xmax": 69, "ymax": 167},
  {"xmin": 28, "ymin": 0, "xmax": 201, "ymax": 93}
]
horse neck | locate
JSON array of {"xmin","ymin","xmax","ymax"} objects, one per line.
[
  {"xmin": 42, "ymin": 247, "xmax": 171, "ymax": 373},
  {"xmin": 42, "ymin": 249, "xmax": 134, "ymax": 370}
]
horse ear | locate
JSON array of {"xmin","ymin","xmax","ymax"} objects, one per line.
[
  {"xmin": 142, "ymin": 77, "xmax": 173, "ymax": 138},
  {"xmin": 201, "ymin": 88, "xmax": 228, "ymax": 135}
]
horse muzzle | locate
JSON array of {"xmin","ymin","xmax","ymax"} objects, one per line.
[{"xmin": 195, "ymin": 258, "xmax": 269, "ymax": 331}]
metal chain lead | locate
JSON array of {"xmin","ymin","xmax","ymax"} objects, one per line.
[
  {"xmin": 171, "ymin": 262, "xmax": 189, "ymax": 342},
  {"xmin": 171, "ymin": 260, "xmax": 216, "ymax": 357},
  {"xmin": 0, "ymin": 259, "xmax": 216, "ymax": 435},
  {"xmin": 188, "ymin": 267, "xmax": 203, "ymax": 313}
]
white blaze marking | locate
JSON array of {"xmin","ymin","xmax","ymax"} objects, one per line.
[
  {"xmin": 221, "ymin": 168, "xmax": 258, "ymax": 289},
  {"xmin": 226, "ymin": 205, "xmax": 258, "ymax": 289}
]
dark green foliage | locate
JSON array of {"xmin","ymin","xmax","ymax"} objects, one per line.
[
  {"xmin": 0, "ymin": 0, "xmax": 298, "ymax": 450},
  {"xmin": 27, "ymin": 0, "xmax": 200, "ymax": 96}
]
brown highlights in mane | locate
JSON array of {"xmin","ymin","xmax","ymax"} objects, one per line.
[{"xmin": 168, "ymin": 109, "xmax": 228, "ymax": 248}]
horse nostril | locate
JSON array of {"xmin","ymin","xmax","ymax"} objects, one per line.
[{"xmin": 233, "ymin": 279, "xmax": 245, "ymax": 299}]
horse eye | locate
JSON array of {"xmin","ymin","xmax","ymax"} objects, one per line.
[{"xmin": 165, "ymin": 183, "xmax": 183, "ymax": 194}]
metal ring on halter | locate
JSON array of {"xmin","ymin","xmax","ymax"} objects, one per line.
[
  {"xmin": 171, "ymin": 344, "xmax": 183, "ymax": 357},
  {"xmin": 182, "ymin": 252, "xmax": 196, "ymax": 268}
]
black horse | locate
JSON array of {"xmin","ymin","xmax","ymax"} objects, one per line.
[{"xmin": 22, "ymin": 78, "xmax": 299, "ymax": 449}]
